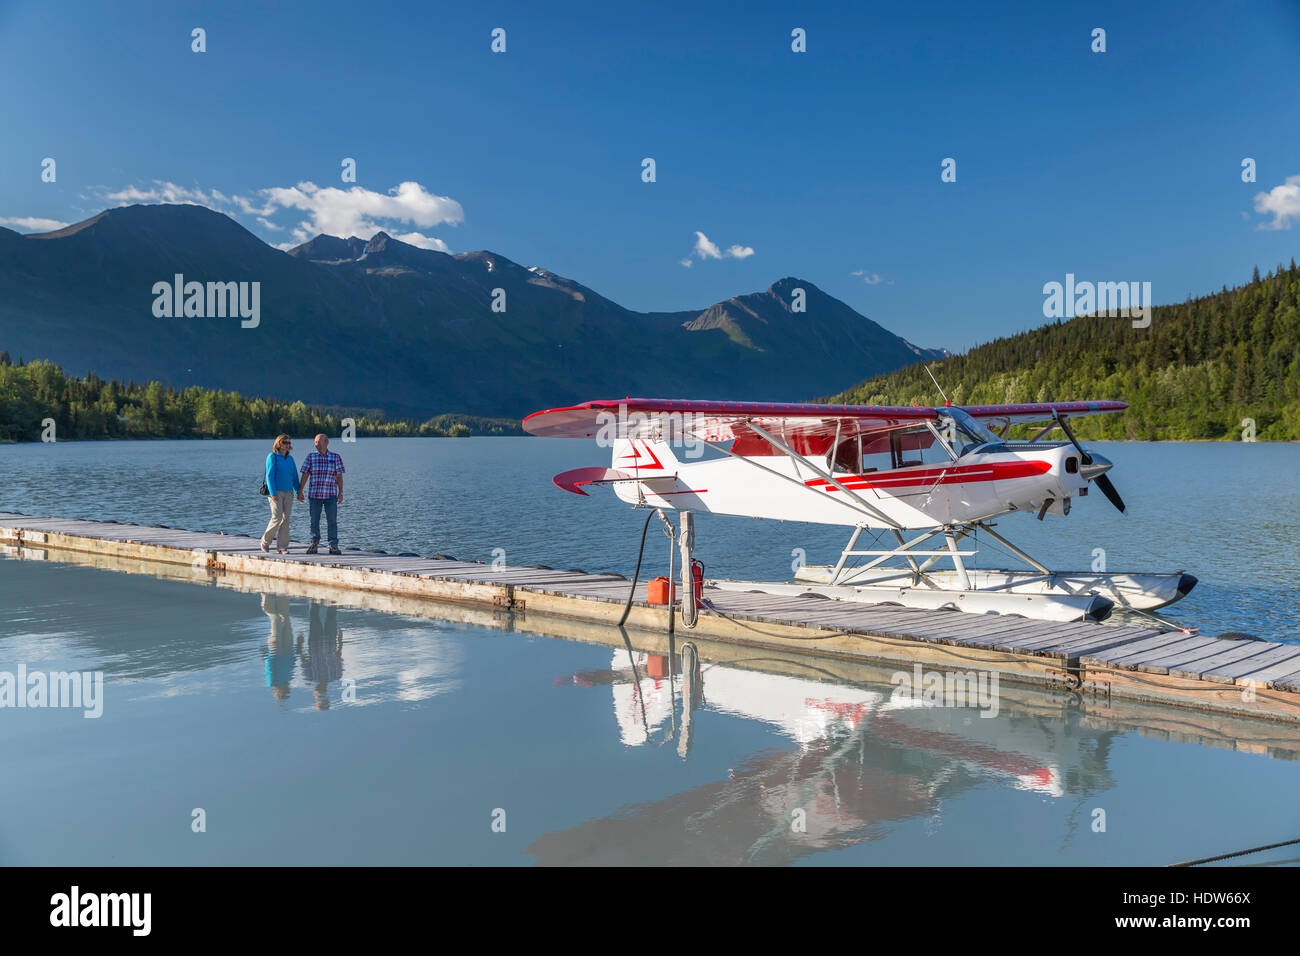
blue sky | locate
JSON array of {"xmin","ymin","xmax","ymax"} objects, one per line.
[{"xmin": 0, "ymin": 0, "xmax": 1297, "ymax": 351}]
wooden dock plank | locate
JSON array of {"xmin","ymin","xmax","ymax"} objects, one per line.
[
  {"xmin": 780, "ymin": 608, "xmax": 954, "ymax": 636},
  {"xmin": 1033, "ymin": 627, "xmax": 1170, "ymax": 658},
  {"xmin": 413, "ymin": 562, "xmax": 504, "ymax": 574},
  {"xmin": 1125, "ymin": 636, "xmax": 1242, "ymax": 668},
  {"xmin": 1239, "ymin": 658, "xmax": 1300, "ymax": 687},
  {"xmin": 914, "ymin": 622, "xmax": 1074, "ymax": 653},
  {"xmin": 1127, "ymin": 639, "xmax": 1236, "ymax": 675},
  {"xmin": 1153, "ymin": 640, "xmax": 1274, "ymax": 674},
  {"xmin": 426, "ymin": 567, "xmax": 574, "ymax": 581},
  {"xmin": 990, "ymin": 622, "xmax": 1109, "ymax": 650},
  {"xmin": 1211, "ymin": 646, "xmax": 1300, "ymax": 683},
  {"xmin": 1269, "ymin": 670, "xmax": 1300, "ymax": 692},
  {"xmin": 1168, "ymin": 641, "xmax": 1287, "ymax": 683},
  {"xmin": 781, "ymin": 605, "xmax": 941, "ymax": 627},
  {"xmin": 1097, "ymin": 635, "xmax": 1221, "ymax": 666},
  {"xmin": 802, "ymin": 607, "xmax": 964, "ymax": 633},
  {"xmin": 1080, "ymin": 630, "xmax": 1210, "ymax": 667},
  {"xmin": 538, "ymin": 583, "xmax": 622, "ymax": 596}
]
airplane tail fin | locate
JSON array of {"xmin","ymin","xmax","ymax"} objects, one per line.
[{"xmin": 611, "ymin": 438, "xmax": 679, "ymax": 476}]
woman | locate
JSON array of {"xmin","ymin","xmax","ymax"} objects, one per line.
[{"xmin": 261, "ymin": 434, "xmax": 299, "ymax": 553}]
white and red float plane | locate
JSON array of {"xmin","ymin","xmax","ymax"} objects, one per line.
[{"xmin": 522, "ymin": 398, "xmax": 1197, "ymax": 623}]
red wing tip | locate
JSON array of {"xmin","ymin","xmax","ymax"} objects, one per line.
[{"xmin": 553, "ymin": 478, "xmax": 590, "ymax": 496}]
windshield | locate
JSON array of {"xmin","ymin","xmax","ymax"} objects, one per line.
[{"xmin": 938, "ymin": 408, "xmax": 1005, "ymax": 456}]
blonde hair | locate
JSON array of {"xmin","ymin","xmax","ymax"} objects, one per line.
[{"xmin": 272, "ymin": 434, "xmax": 291, "ymax": 453}]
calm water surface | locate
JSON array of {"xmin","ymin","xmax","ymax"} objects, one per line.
[
  {"xmin": 2, "ymin": 438, "xmax": 1300, "ymax": 866},
  {"xmin": 1, "ymin": 437, "xmax": 1297, "ymax": 639},
  {"xmin": 2, "ymin": 555, "xmax": 1300, "ymax": 866}
]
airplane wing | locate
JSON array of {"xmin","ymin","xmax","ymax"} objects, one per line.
[
  {"xmin": 521, "ymin": 398, "xmax": 940, "ymax": 455},
  {"xmin": 524, "ymin": 398, "xmax": 1127, "ymax": 444},
  {"xmin": 958, "ymin": 401, "xmax": 1128, "ymax": 427}
]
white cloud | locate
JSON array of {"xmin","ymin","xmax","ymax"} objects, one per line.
[
  {"xmin": 683, "ymin": 230, "xmax": 754, "ymax": 266},
  {"xmin": 693, "ymin": 231, "xmax": 722, "ymax": 260},
  {"xmin": 90, "ymin": 178, "xmax": 462, "ymax": 251},
  {"xmin": 257, "ymin": 181, "xmax": 463, "ymax": 244},
  {"xmin": 852, "ymin": 269, "xmax": 885, "ymax": 285},
  {"xmin": 101, "ymin": 181, "xmax": 219, "ymax": 206},
  {"xmin": 1254, "ymin": 174, "xmax": 1300, "ymax": 230},
  {"xmin": 0, "ymin": 216, "xmax": 70, "ymax": 232},
  {"xmin": 390, "ymin": 231, "xmax": 451, "ymax": 252}
]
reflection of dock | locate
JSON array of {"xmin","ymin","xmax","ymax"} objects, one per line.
[{"xmin": 5, "ymin": 512, "xmax": 1300, "ymax": 725}]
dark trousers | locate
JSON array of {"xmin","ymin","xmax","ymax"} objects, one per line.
[{"xmin": 308, "ymin": 497, "xmax": 339, "ymax": 548}]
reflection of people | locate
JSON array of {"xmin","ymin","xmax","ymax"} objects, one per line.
[
  {"xmin": 261, "ymin": 593, "xmax": 296, "ymax": 700},
  {"xmin": 261, "ymin": 434, "xmax": 299, "ymax": 553},
  {"xmin": 298, "ymin": 602, "xmax": 344, "ymax": 710},
  {"xmin": 297, "ymin": 434, "xmax": 344, "ymax": 555}
]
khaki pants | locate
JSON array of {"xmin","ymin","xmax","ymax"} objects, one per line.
[{"xmin": 261, "ymin": 491, "xmax": 294, "ymax": 550}]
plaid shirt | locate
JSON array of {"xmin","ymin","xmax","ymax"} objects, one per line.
[{"xmin": 300, "ymin": 451, "xmax": 345, "ymax": 499}]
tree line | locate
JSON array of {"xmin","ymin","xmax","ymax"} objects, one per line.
[
  {"xmin": 827, "ymin": 259, "xmax": 1300, "ymax": 441},
  {"xmin": 0, "ymin": 355, "xmax": 520, "ymax": 442}
]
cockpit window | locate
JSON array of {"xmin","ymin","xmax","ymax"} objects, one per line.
[
  {"xmin": 829, "ymin": 421, "xmax": 957, "ymax": 473},
  {"xmin": 939, "ymin": 408, "xmax": 1006, "ymax": 456}
]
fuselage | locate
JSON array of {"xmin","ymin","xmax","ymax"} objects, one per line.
[{"xmin": 610, "ymin": 437, "xmax": 1095, "ymax": 530}]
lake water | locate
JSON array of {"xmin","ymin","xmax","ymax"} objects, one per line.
[
  {"xmin": 2, "ymin": 438, "xmax": 1300, "ymax": 866},
  {"xmin": 3, "ymin": 551, "xmax": 1300, "ymax": 866},
  {"xmin": 1, "ymin": 437, "xmax": 1297, "ymax": 640}
]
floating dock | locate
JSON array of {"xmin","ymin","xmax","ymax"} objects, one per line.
[{"xmin": 3, "ymin": 511, "xmax": 1300, "ymax": 725}]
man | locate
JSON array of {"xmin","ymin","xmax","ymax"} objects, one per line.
[
  {"xmin": 299, "ymin": 601, "xmax": 344, "ymax": 711},
  {"xmin": 297, "ymin": 433, "xmax": 345, "ymax": 555}
]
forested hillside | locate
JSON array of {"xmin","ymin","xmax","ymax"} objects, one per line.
[
  {"xmin": 829, "ymin": 261, "xmax": 1300, "ymax": 440},
  {"xmin": 0, "ymin": 355, "xmax": 517, "ymax": 441}
]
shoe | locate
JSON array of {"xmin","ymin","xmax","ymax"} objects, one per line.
[
  {"xmin": 259, "ymin": 543, "xmax": 270, "ymax": 553},
  {"xmin": 306, "ymin": 542, "xmax": 318, "ymax": 554},
  {"xmin": 328, "ymin": 547, "xmax": 342, "ymax": 555},
  {"xmin": 278, "ymin": 549, "xmax": 288, "ymax": 554}
]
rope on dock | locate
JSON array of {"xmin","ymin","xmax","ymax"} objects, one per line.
[{"xmin": 1170, "ymin": 836, "xmax": 1300, "ymax": 867}]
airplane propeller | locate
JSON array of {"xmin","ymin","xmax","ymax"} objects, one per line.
[
  {"xmin": 1055, "ymin": 414, "xmax": 1126, "ymax": 514},
  {"xmin": 1090, "ymin": 471, "xmax": 1127, "ymax": 514}
]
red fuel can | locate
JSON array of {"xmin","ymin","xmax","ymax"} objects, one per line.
[{"xmin": 647, "ymin": 576, "xmax": 674, "ymax": 605}]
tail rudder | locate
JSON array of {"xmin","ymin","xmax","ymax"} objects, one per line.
[{"xmin": 611, "ymin": 438, "xmax": 679, "ymax": 476}]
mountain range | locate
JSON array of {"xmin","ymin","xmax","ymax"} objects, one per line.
[{"xmin": 0, "ymin": 204, "xmax": 942, "ymax": 418}]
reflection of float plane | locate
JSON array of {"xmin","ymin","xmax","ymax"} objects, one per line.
[
  {"xmin": 524, "ymin": 398, "xmax": 1197, "ymax": 622},
  {"xmin": 542, "ymin": 651, "xmax": 1118, "ymax": 865},
  {"xmin": 580, "ymin": 650, "xmax": 1076, "ymax": 795}
]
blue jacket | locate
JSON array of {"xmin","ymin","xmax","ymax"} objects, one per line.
[{"xmin": 266, "ymin": 452, "xmax": 299, "ymax": 495}]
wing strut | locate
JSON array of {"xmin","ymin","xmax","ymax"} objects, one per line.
[
  {"xmin": 673, "ymin": 425, "xmax": 894, "ymax": 526},
  {"xmin": 745, "ymin": 421, "xmax": 904, "ymax": 529},
  {"xmin": 675, "ymin": 420, "xmax": 903, "ymax": 530}
]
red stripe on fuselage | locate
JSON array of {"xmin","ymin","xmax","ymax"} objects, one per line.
[{"xmin": 806, "ymin": 459, "xmax": 1051, "ymax": 492}]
